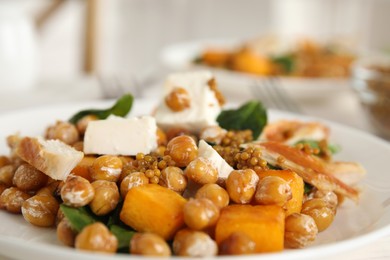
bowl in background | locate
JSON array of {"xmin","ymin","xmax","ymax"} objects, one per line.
[{"xmin": 351, "ymin": 55, "xmax": 390, "ymax": 139}]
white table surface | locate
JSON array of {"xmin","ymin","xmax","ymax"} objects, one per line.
[{"xmin": 0, "ymin": 75, "xmax": 389, "ymax": 260}]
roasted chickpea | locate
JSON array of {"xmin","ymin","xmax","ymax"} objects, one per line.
[
  {"xmin": 76, "ymin": 114, "xmax": 98, "ymax": 135},
  {"xmin": 75, "ymin": 222, "xmax": 118, "ymax": 253},
  {"xmin": 57, "ymin": 218, "xmax": 76, "ymax": 247},
  {"xmin": 0, "ymin": 156, "xmax": 11, "ymax": 168},
  {"xmin": 226, "ymin": 169, "xmax": 259, "ymax": 204},
  {"xmin": 13, "ymin": 164, "xmax": 48, "ymax": 192},
  {"xmin": 219, "ymin": 232, "xmax": 256, "ymax": 255},
  {"xmin": 61, "ymin": 175, "xmax": 95, "ymax": 207},
  {"xmin": 301, "ymin": 198, "xmax": 334, "ymax": 232},
  {"xmin": 156, "ymin": 127, "xmax": 168, "ymax": 146},
  {"xmin": 183, "ymin": 198, "xmax": 220, "ymax": 230},
  {"xmin": 313, "ymin": 189, "xmax": 338, "ymax": 211},
  {"xmin": 195, "ymin": 183, "xmax": 229, "ymax": 209},
  {"xmin": 120, "ymin": 172, "xmax": 149, "ymax": 198},
  {"xmin": 0, "ymin": 164, "xmax": 16, "ymax": 187},
  {"xmin": 21, "ymin": 194, "xmax": 59, "ymax": 227},
  {"xmin": 254, "ymin": 176, "xmax": 292, "ymax": 207},
  {"xmin": 56, "ymin": 207, "xmax": 65, "ymax": 226},
  {"xmin": 72, "ymin": 141, "xmax": 84, "ymax": 152},
  {"xmin": 173, "ymin": 229, "xmax": 218, "ymax": 257},
  {"xmin": 185, "ymin": 157, "xmax": 218, "ymax": 185},
  {"xmin": 0, "ymin": 183, "xmax": 6, "ymax": 195},
  {"xmin": 165, "ymin": 87, "xmax": 191, "ymax": 112},
  {"xmin": 165, "ymin": 135, "xmax": 198, "ymax": 167},
  {"xmin": 90, "ymin": 180, "xmax": 120, "ymax": 216},
  {"xmin": 6, "ymin": 134, "xmax": 20, "ymax": 149},
  {"xmin": 199, "ymin": 126, "xmax": 227, "ymax": 145},
  {"xmin": 52, "ymin": 180, "xmax": 65, "ymax": 198},
  {"xmin": 284, "ymin": 213, "xmax": 318, "ymax": 248},
  {"xmin": 38, "ymin": 180, "xmax": 63, "ymax": 197},
  {"xmin": 0, "ymin": 187, "xmax": 31, "ymax": 213},
  {"xmin": 90, "ymin": 155, "xmax": 123, "ymax": 182},
  {"xmin": 45, "ymin": 120, "xmax": 79, "ymax": 145},
  {"xmin": 165, "ymin": 127, "xmax": 191, "ymax": 141},
  {"xmin": 159, "ymin": 166, "xmax": 187, "ymax": 194},
  {"xmin": 130, "ymin": 233, "xmax": 171, "ymax": 256},
  {"xmin": 36, "ymin": 187, "xmax": 53, "ymax": 197}
]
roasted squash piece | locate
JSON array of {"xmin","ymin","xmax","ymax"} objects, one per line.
[
  {"xmin": 120, "ymin": 184, "xmax": 187, "ymax": 240},
  {"xmin": 201, "ymin": 49, "xmax": 231, "ymax": 67},
  {"xmin": 230, "ymin": 49, "xmax": 273, "ymax": 75},
  {"xmin": 256, "ymin": 169, "xmax": 304, "ymax": 216},
  {"xmin": 215, "ymin": 204, "xmax": 285, "ymax": 253}
]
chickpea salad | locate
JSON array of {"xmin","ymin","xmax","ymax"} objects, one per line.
[{"xmin": 0, "ymin": 71, "xmax": 365, "ymax": 257}]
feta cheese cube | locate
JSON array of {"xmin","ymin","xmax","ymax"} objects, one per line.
[
  {"xmin": 154, "ymin": 71, "xmax": 221, "ymax": 133},
  {"xmin": 198, "ymin": 140, "xmax": 233, "ymax": 178},
  {"xmin": 84, "ymin": 115, "xmax": 157, "ymax": 156}
]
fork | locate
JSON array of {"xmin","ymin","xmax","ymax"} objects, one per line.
[
  {"xmin": 98, "ymin": 75, "xmax": 141, "ymax": 99},
  {"xmin": 250, "ymin": 77, "xmax": 302, "ymax": 113},
  {"xmin": 98, "ymin": 69, "xmax": 163, "ymax": 99}
]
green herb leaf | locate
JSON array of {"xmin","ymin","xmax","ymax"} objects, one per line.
[
  {"xmin": 110, "ymin": 225, "xmax": 136, "ymax": 252},
  {"xmin": 304, "ymin": 182, "xmax": 314, "ymax": 195},
  {"xmin": 328, "ymin": 144, "xmax": 341, "ymax": 154},
  {"xmin": 68, "ymin": 94, "xmax": 134, "ymax": 124},
  {"xmin": 217, "ymin": 100, "xmax": 267, "ymax": 140},
  {"xmin": 272, "ymin": 54, "xmax": 295, "ymax": 73},
  {"xmin": 193, "ymin": 55, "xmax": 203, "ymax": 64},
  {"xmin": 60, "ymin": 205, "xmax": 96, "ymax": 233},
  {"xmin": 107, "ymin": 201, "xmax": 124, "ymax": 227},
  {"xmin": 267, "ymin": 164, "xmax": 282, "ymax": 170}
]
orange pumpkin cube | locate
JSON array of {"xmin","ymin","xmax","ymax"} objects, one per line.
[
  {"xmin": 231, "ymin": 50, "xmax": 273, "ymax": 75},
  {"xmin": 256, "ymin": 169, "xmax": 304, "ymax": 216},
  {"xmin": 120, "ymin": 184, "xmax": 187, "ymax": 240},
  {"xmin": 215, "ymin": 204, "xmax": 285, "ymax": 253}
]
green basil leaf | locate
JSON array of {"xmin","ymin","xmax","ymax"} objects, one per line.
[
  {"xmin": 193, "ymin": 55, "xmax": 203, "ymax": 64},
  {"xmin": 217, "ymin": 100, "xmax": 267, "ymax": 140},
  {"xmin": 60, "ymin": 205, "xmax": 96, "ymax": 233},
  {"xmin": 110, "ymin": 225, "xmax": 136, "ymax": 251},
  {"xmin": 304, "ymin": 182, "xmax": 314, "ymax": 195},
  {"xmin": 68, "ymin": 93, "xmax": 134, "ymax": 124},
  {"xmin": 107, "ymin": 201, "xmax": 124, "ymax": 227},
  {"xmin": 328, "ymin": 144, "xmax": 341, "ymax": 154},
  {"xmin": 272, "ymin": 54, "xmax": 295, "ymax": 73}
]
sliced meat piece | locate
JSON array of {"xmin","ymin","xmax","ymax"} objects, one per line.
[
  {"xmin": 253, "ymin": 141, "xmax": 360, "ymax": 202},
  {"xmin": 259, "ymin": 120, "xmax": 329, "ymax": 145},
  {"xmin": 327, "ymin": 161, "xmax": 366, "ymax": 186}
]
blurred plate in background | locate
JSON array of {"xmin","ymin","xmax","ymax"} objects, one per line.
[{"xmin": 160, "ymin": 39, "xmax": 352, "ymax": 100}]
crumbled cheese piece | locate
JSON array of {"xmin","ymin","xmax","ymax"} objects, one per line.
[
  {"xmin": 83, "ymin": 115, "xmax": 157, "ymax": 156},
  {"xmin": 154, "ymin": 71, "xmax": 221, "ymax": 133},
  {"xmin": 198, "ymin": 140, "xmax": 233, "ymax": 178}
]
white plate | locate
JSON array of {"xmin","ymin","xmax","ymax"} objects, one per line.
[
  {"xmin": 160, "ymin": 39, "xmax": 350, "ymax": 100},
  {"xmin": 1, "ymin": 99, "xmax": 390, "ymax": 260}
]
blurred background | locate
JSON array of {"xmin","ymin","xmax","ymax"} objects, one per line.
[
  {"xmin": 1, "ymin": 0, "xmax": 389, "ymax": 83},
  {"xmin": 1, "ymin": 0, "xmax": 390, "ymax": 139}
]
